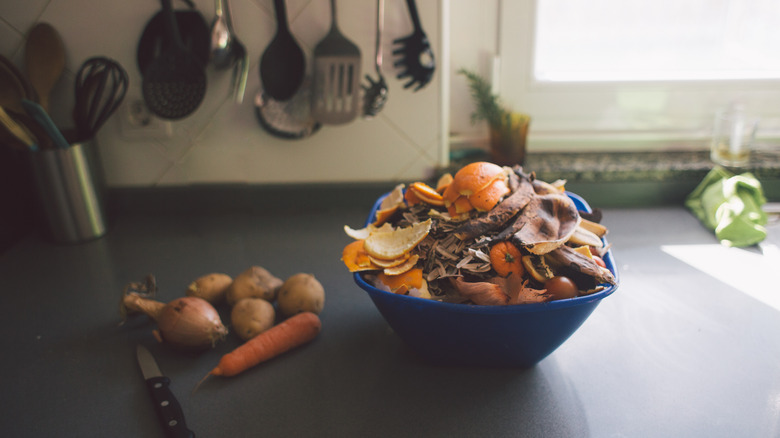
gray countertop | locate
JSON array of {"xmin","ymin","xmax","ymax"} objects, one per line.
[{"xmin": 1, "ymin": 197, "xmax": 779, "ymax": 437}]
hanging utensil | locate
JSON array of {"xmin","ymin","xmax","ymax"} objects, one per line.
[
  {"xmin": 142, "ymin": 0, "xmax": 207, "ymax": 120},
  {"xmin": 1, "ymin": 107, "xmax": 52, "ymax": 150},
  {"xmin": 362, "ymin": 0, "xmax": 388, "ymax": 118},
  {"xmin": 24, "ymin": 23, "xmax": 66, "ymax": 112},
  {"xmin": 393, "ymin": 0, "xmax": 435, "ymax": 91},
  {"xmin": 231, "ymin": 41, "xmax": 249, "ymax": 103},
  {"xmin": 311, "ymin": 0, "xmax": 361, "ymax": 125},
  {"xmin": 137, "ymin": 1, "xmax": 210, "ymax": 75},
  {"xmin": 0, "ymin": 105, "xmax": 38, "ymax": 151},
  {"xmin": 0, "ymin": 55, "xmax": 35, "ymax": 114},
  {"xmin": 21, "ymin": 99, "xmax": 69, "ymax": 149},
  {"xmin": 74, "ymin": 57, "xmax": 128, "ymax": 141},
  {"xmin": 209, "ymin": 0, "xmax": 234, "ymax": 69},
  {"xmin": 0, "ymin": 55, "xmax": 48, "ymax": 149},
  {"xmin": 209, "ymin": 0, "xmax": 248, "ymax": 103},
  {"xmin": 254, "ymin": 78, "xmax": 321, "ymax": 140},
  {"xmin": 260, "ymin": 0, "xmax": 305, "ymax": 101},
  {"xmin": 0, "ymin": 111, "xmax": 49, "ymax": 151}
]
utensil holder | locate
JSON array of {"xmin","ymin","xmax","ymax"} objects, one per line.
[{"xmin": 29, "ymin": 139, "xmax": 107, "ymax": 244}]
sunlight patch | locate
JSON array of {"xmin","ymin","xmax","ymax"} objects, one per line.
[{"xmin": 661, "ymin": 243, "xmax": 780, "ymax": 312}]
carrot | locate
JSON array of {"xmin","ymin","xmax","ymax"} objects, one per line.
[{"xmin": 198, "ymin": 312, "xmax": 321, "ymax": 386}]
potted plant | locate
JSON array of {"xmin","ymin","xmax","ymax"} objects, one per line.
[{"xmin": 459, "ymin": 68, "xmax": 530, "ymax": 166}]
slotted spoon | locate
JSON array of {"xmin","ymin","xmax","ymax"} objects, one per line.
[
  {"xmin": 142, "ymin": 0, "xmax": 207, "ymax": 120},
  {"xmin": 311, "ymin": 0, "xmax": 361, "ymax": 125}
]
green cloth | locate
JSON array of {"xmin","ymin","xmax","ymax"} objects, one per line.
[{"xmin": 685, "ymin": 166, "xmax": 768, "ymax": 247}]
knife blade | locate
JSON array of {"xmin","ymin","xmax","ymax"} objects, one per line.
[{"xmin": 136, "ymin": 345, "xmax": 195, "ymax": 438}]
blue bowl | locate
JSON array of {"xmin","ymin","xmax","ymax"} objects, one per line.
[{"xmin": 353, "ymin": 191, "xmax": 619, "ymax": 367}]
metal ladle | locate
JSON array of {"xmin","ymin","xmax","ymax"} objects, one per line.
[
  {"xmin": 362, "ymin": 0, "xmax": 388, "ymax": 117},
  {"xmin": 210, "ymin": 0, "xmax": 249, "ymax": 103},
  {"xmin": 210, "ymin": 0, "xmax": 234, "ymax": 69},
  {"xmin": 209, "ymin": 0, "xmax": 247, "ymax": 102}
]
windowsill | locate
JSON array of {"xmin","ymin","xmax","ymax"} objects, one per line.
[
  {"xmin": 445, "ymin": 148, "xmax": 780, "ymax": 207},
  {"xmin": 528, "ymin": 149, "xmax": 780, "ymax": 182}
]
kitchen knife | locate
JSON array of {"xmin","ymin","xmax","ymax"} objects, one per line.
[{"xmin": 136, "ymin": 345, "xmax": 195, "ymax": 438}]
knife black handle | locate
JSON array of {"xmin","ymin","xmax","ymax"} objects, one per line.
[{"xmin": 145, "ymin": 376, "xmax": 195, "ymax": 438}]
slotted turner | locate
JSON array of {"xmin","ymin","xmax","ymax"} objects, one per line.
[{"xmin": 311, "ymin": 0, "xmax": 361, "ymax": 125}]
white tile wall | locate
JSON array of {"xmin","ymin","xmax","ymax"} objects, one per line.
[{"xmin": 0, "ymin": 0, "xmax": 446, "ymax": 186}]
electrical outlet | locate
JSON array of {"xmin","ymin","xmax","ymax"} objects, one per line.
[{"xmin": 117, "ymin": 99, "xmax": 172, "ymax": 141}]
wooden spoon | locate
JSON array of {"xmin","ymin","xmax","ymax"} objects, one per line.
[{"xmin": 25, "ymin": 22, "xmax": 66, "ymax": 112}]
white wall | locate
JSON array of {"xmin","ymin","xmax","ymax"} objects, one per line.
[{"xmin": 1, "ymin": 0, "xmax": 453, "ymax": 186}]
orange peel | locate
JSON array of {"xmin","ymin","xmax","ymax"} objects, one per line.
[
  {"xmin": 363, "ymin": 219, "xmax": 432, "ymax": 260},
  {"xmin": 453, "ymin": 196, "xmax": 474, "ymax": 213},
  {"xmin": 451, "ymin": 162, "xmax": 505, "ymax": 196},
  {"xmin": 447, "ymin": 195, "xmax": 474, "ymax": 218},
  {"xmin": 382, "ymin": 253, "xmax": 420, "ymax": 275},
  {"xmin": 368, "ymin": 253, "xmax": 410, "ymax": 268},
  {"xmin": 380, "ymin": 184, "xmax": 405, "ymax": 210},
  {"xmin": 344, "ymin": 223, "xmax": 392, "ymax": 240},
  {"xmin": 468, "ymin": 177, "xmax": 510, "ymax": 212},
  {"xmin": 373, "ymin": 205, "xmax": 399, "ymax": 226},
  {"xmin": 373, "ymin": 184, "xmax": 406, "ymax": 225},
  {"xmin": 410, "ymin": 182, "xmax": 445, "ymax": 206},
  {"xmin": 442, "ymin": 182, "xmax": 460, "ymax": 206},
  {"xmin": 404, "ymin": 188, "xmax": 422, "ymax": 206},
  {"xmin": 436, "ymin": 173, "xmax": 453, "ymax": 193},
  {"xmin": 376, "ymin": 267, "xmax": 424, "ymax": 292},
  {"xmin": 342, "ymin": 240, "xmax": 380, "ymax": 272}
]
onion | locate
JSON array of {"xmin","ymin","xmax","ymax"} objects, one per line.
[
  {"xmin": 153, "ymin": 296, "xmax": 228, "ymax": 350},
  {"xmin": 121, "ymin": 276, "xmax": 228, "ymax": 351}
]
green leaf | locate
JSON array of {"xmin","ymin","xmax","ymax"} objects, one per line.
[{"xmin": 457, "ymin": 68, "xmax": 507, "ymax": 128}]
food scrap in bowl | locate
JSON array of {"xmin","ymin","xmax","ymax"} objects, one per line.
[{"xmin": 341, "ymin": 163, "xmax": 617, "ymax": 306}]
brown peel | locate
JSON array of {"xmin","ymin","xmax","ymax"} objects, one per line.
[
  {"xmin": 449, "ymin": 277, "xmax": 509, "ymax": 305},
  {"xmin": 489, "ymin": 274, "xmax": 552, "ymax": 304},
  {"xmin": 455, "ymin": 172, "xmax": 536, "ymax": 240},
  {"xmin": 508, "ymin": 193, "xmax": 580, "ymax": 255},
  {"xmin": 511, "ymin": 279, "xmax": 552, "ymax": 305},
  {"xmin": 547, "ymin": 245, "xmax": 617, "ymax": 286}
]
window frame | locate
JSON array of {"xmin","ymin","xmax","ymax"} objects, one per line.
[{"xmin": 493, "ymin": 0, "xmax": 780, "ymax": 152}]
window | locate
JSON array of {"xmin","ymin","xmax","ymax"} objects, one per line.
[
  {"xmin": 535, "ymin": 0, "xmax": 780, "ymax": 82},
  {"xmin": 452, "ymin": 0, "xmax": 780, "ymax": 151}
]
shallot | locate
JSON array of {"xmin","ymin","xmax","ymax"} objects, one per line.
[{"xmin": 120, "ymin": 275, "xmax": 228, "ymax": 351}]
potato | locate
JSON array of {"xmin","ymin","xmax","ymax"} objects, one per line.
[
  {"xmin": 226, "ymin": 266, "xmax": 283, "ymax": 306},
  {"xmin": 231, "ymin": 298, "xmax": 276, "ymax": 341},
  {"xmin": 185, "ymin": 273, "xmax": 233, "ymax": 305},
  {"xmin": 277, "ymin": 273, "xmax": 325, "ymax": 317}
]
